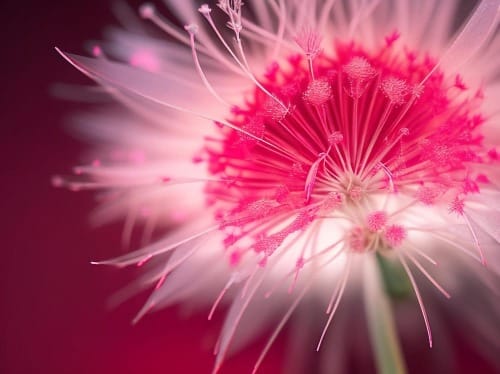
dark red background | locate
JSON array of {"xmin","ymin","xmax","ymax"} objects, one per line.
[
  {"xmin": 1, "ymin": 1, "xmax": 497, "ymax": 373},
  {"xmin": 1, "ymin": 1, "xmax": 286, "ymax": 373}
]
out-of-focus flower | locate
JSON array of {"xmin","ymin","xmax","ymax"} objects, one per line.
[{"xmin": 55, "ymin": 0, "xmax": 500, "ymax": 372}]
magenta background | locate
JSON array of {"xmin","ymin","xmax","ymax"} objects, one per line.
[
  {"xmin": 1, "ymin": 1, "xmax": 284, "ymax": 373},
  {"xmin": 0, "ymin": 1, "xmax": 497, "ymax": 373}
]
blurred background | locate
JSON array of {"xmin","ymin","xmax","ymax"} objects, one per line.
[{"xmin": 0, "ymin": 0, "xmax": 497, "ymax": 373}]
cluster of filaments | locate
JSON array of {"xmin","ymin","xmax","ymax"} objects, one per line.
[
  {"xmin": 199, "ymin": 30, "xmax": 488, "ymax": 265},
  {"xmin": 113, "ymin": 2, "xmax": 493, "ymax": 271},
  {"xmin": 57, "ymin": 1, "xmax": 493, "ymax": 284},
  {"xmin": 55, "ymin": 2, "xmax": 497, "ymax": 369},
  {"xmin": 168, "ymin": 4, "xmax": 493, "ymax": 357}
]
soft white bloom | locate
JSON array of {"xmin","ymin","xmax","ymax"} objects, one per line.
[{"xmin": 56, "ymin": 1, "xmax": 500, "ymax": 372}]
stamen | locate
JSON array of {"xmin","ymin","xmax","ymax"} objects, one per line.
[
  {"xmin": 213, "ymin": 270, "xmax": 267, "ymax": 372},
  {"xmin": 405, "ymin": 252, "xmax": 451, "ymax": 298},
  {"xmin": 90, "ymin": 225, "xmax": 218, "ymax": 267},
  {"xmin": 294, "ymin": 27, "xmax": 323, "ymax": 79},
  {"xmin": 366, "ymin": 211, "xmax": 388, "ymax": 232},
  {"xmin": 381, "ymin": 77, "xmax": 410, "ymax": 105},
  {"xmin": 252, "ymin": 283, "xmax": 312, "ymax": 374},
  {"xmin": 154, "ymin": 245, "xmax": 199, "ymax": 290},
  {"xmin": 122, "ymin": 207, "xmax": 138, "ymax": 248},
  {"xmin": 343, "ymin": 57, "xmax": 377, "ymax": 98},
  {"xmin": 208, "ymin": 272, "xmax": 243, "ymax": 320},
  {"xmin": 462, "ymin": 212, "xmax": 487, "ymax": 266},
  {"xmin": 305, "ymin": 151, "xmax": 329, "ymax": 202},
  {"xmin": 317, "ymin": 255, "xmax": 351, "ymax": 351},
  {"xmin": 377, "ymin": 162, "xmax": 396, "ymax": 193},
  {"xmin": 406, "ymin": 243, "xmax": 438, "ymax": 266},
  {"xmin": 398, "ymin": 253, "xmax": 433, "ymax": 348},
  {"xmin": 217, "ymin": 0, "xmax": 244, "ymax": 39},
  {"xmin": 383, "ymin": 224, "xmax": 407, "ymax": 247},
  {"xmin": 185, "ymin": 23, "xmax": 231, "ymax": 107},
  {"xmin": 303, "ymin": 79, "xmax": 332, "ymax": 106},
  {"xmin": 199, "ymin": 4, "xmax": 288, "ymax": 112},
  {"xmin": 140, "ymin": 3, "xmax": 242, "ymax": 75}
]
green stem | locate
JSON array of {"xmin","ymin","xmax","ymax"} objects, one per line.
[{"xmin": 364, "ymin": 255, "xmax": 408, "ymax": 374}]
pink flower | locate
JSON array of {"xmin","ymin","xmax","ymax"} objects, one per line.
[{"xmin": 55, "ymin": 1, "xmax": 500, "ymax": 372}]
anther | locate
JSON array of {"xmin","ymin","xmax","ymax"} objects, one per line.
[
  {"xmin": 139, "ymin": 3, "xmax": 155, "ymax": 19},
  {"xmin": 343, "ymin": 57, "xmax": 377, "ymax": 98},
  {"xmin": 383, "ymin": 224, "xmax": 406, "ymax": 247},
  {"xmin": 303, "ymin": 79, "xmax": 332, "ymax": 106},
  {"xmin": 366, "ymin": 211, "xmax": 387, "ymax": 232},
  {"xmin": 328, "ymin": 131, "xmax": 344, "ymax": 145},
  {"xmin": 198, "ymin": 4, "xmax": 212, "ymax": 16},
  {"xmin": 184, "ymin": 23, "xmax": 199, "ymax": 34},
  {"xmin": 381, "ymin": 77, "xmax": 409, "ymax": 105}
]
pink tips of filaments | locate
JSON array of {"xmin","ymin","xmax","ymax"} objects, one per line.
[
  {"xmin": 51, "ymin": 175, "xmax": 64, "ymax": 188},
  {"xmin": 328, "ymin": 131, "xmax": 344, "ymax": 145},
  {"xmin": 294, "ymin": 27, "xmax": 323, "ymax": 59},
  {"xmin": 454, "ymin": 75, "xmax": 467, "ymax": 91},
  {"xmin": 343, "ymin": 57, "xmax": 377, "ymax": 98},
  {"xmin": 449, "ymin": 196, "xmax": 465, "ymax": 216},
  {"xmin": 184, "ymin": 23, "xmax": 199, "ymax": 35},
  {"xmin": 303, "ymin": 79, "xmax": 332, "ymax": 106},
  {"xmin": 343, "ymin": 57, "xmax": 377, "ymax": 82},
  {"xmin": 399, "ymin": 127, "xmax": 410, "ymax": 136},
  {"xmin": 348, "ymin": 227, "xmax": 366, "ymax": 252},
  {"xmin": 383, "ymin": 224, "xmax": 407, "ymax": 247},
  {"xmin": 92, "ymin": 45, "xmax": 102, "ymax": 57},
  {"xmin": 130, "ymin": 51, "xmax": 160, "ymax": 72},
  {"xmin": 416, "ymin": 186, "xmax": 440, "ymax": 205},
  {"xmin": 198, "ymin": 4, "xmax": 212, "ymax": 16},
  {"xmin": 366, "ymin": 211, "xmax": 388, "ymax": 232},
  {"xmin": 139, "ymin": 3, "xmax": 155, "ymax": 19},
  {"xmin": 381, "ymin": 77, "xmax": 410, "ymax": 105},
  {"xmin": 262, "ymin": 97, "xmax": 288, "ymax": 122},
  {"xmin": 385, "ymin": 30, "xmax": 400, "ymax": 47}
]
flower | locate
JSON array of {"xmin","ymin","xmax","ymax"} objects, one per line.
[{"xmin": 55, "ymin": 0, "xmax": 500, "ymax": 372}]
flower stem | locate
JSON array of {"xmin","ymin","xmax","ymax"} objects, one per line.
[{"xmin": 364, "ymin": 255, "xmax": 408, "ymax": 374}]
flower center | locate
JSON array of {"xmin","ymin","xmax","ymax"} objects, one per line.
[{"xmin": 202, "ymin": 37, "xmax": 488, "ymax": 260}]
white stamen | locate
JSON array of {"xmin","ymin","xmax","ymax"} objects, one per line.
[
  {"xmin": 316, "ymin": 255, "xmax": 351, "ymax": 351},
  {"xmin": 199, "ymin": 7, "xmax": 288, "ymax": 112},
  {"xmin": 405, "ymin": 252, "xmax": 451, "ymax": 299},
  {"xmin": 398, "ymin": 253, "xmax": 433, "ymax": 348},
  {"xmin": 185, "ymin": 23, "xmax": 232, "ymax": 107},
  {"xmin": 462, "ymin": 212, "xmax": 487, "ymax": 266}
]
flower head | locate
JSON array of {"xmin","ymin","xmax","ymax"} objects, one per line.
[{"xmin": 56, "ymin": 0, "xmax": 500, "ymax": 372}]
